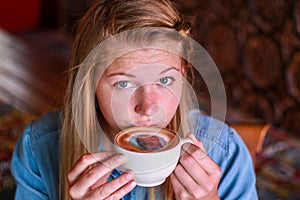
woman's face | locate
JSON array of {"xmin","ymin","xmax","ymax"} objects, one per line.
[{"xmin": 96, "ymin": 49, "xmax": 183, "ymax": 133}]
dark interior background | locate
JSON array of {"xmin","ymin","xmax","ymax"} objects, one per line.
[
  {"xmin": 1, "ymin": 0, "xmax": 299, "ymax": 136},
  {"xmin": 179, "ymin": 0, "xmax": 300, "ymax": 137}
]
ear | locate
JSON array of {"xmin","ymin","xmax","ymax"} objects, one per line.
[{"xmin": 181, "ymin": 63, "xmax": 185, "ymax": 75}]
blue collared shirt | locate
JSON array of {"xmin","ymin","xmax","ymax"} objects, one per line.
[{"xmin": 11, "ymin": 111, "xmax": 258, "ymax": 199}]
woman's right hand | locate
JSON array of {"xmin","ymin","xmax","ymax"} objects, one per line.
[{"xmin": 68, "ymin": 152, "xmax": 136, "ymax": 199}]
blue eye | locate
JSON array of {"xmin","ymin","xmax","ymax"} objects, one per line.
[
  {"xmin": 159, "ymin": 77, "xmax": 173, "ymax": 85},
  {"xmin": 115, "ymin": 81, "xmax": 132, "ymax": 89}
]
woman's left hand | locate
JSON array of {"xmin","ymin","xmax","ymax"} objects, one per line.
[{"xmin": 170, "ymin": 134, "xmax": 221, "ymax": 200}]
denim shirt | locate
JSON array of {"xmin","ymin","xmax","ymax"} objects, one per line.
[{"xmin": 11, "ymin": 111, "xmax": 258, "ymax": 199}]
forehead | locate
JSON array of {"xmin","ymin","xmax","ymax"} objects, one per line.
[{"xmin": 105, "ymin": 49, "xmax": 181, "ymax": 74}]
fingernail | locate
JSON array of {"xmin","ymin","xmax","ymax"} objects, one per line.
[
  {"xmin": 125, "ymin": 171, "xmax": 135, "ymax": 180},
  {"xmin": 128, "ymin": 180, "xmax": 137, "ymax": 188},
  {"xmin": 187, "ymin": 133, "xmax": 196, "ymax": 141},
  {"xmin": 116, "ymin": 153, "xmax": 127, "ymax": 163}
]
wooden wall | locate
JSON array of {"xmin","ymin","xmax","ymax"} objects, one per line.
[{"xmin": 178, "ymin": 0, "xmax": 300, "ymax": 136}]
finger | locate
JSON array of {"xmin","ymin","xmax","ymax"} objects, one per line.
[
  {"xmin": 104, "ymin": 181, "xmax": 136, "ymax": 200},
  {"xmin": 69, "ymin": 154, "xmax": 127, "ymax": 198},
  {"xmin": 170, "ymin": 172, "xmax": 189, "ymax": 200},
  {"xmin": 173, "ymin": 162, "xmax": 219, "ymax": 199},
  {"xmin": 68, "ymin": 152, "xmax": 115, "ymax": 184},
  {"xmin": 181, "ymin": 143, "xmax": 220, "ymax": 175},
  {"xmin": 73, "ymin": 153, "xmax": 126, "ymax": 188},
  {"xmin": 89, "ymin": 171, "xmax": 111, "ymax": 191},
  {"xmin": 103, "ymin": 171, "xmax": 136, "ymax": 199},
  {"xmin": 186, "ymin": 133, "xmax": 206, "ymax": 152},
  {"xmin": 173, "ymin": 163, "xmax": 205, "ymax": 196},
  {"xmin": 86, "ymin": 171, "xmax": 136, "ymax": 199},
  {"xmin": 179, "ymin": 151, "xmax": 216, "ymax": 190}
]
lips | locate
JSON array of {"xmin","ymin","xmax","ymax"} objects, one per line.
[
  {"xmin": 130, "ymin": 114, "xmax": 167, "ymax": 127},
  {"xmin": 132, "ymin": 114, "xmax": 152, "ymax": 126},
  {"xmin": 135, "ymin": 120, "xmax": 153, "ymax": 127}
]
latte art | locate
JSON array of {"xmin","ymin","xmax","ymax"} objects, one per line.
[
  {"xmin": 133, "ymin": 134, "xmax": 165, "ymax": 150},
  {"xmin": 115, "ymin": 127, "xmax": 179, "ymax": 153}
]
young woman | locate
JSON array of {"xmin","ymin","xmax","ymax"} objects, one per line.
[{"xmin": 11, "ymin": 0, "xmax": 258, "ymax": 199}]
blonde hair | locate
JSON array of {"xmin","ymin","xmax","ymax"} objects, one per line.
[{"xmin": 59, "ymin": 0, "xmax": 192, "ymax": 199}]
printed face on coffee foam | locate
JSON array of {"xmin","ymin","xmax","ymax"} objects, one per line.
[{"xmin": 115, "ymin": 127, "xmax": 179, "ymax": 153}]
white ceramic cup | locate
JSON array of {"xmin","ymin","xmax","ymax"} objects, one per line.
[{"xmin": 114, "ymin": 126, "xmax": 193, "ymax": 187}]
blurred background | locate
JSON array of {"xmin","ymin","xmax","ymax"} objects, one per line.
[{"xmin": 0, "ymin": 0, "xmax": 300, "ymax": 199}]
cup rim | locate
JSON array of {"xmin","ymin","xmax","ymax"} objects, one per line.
[{"xmin": 114, "ymin": 126, "xmax": 181, "ymax": 154}]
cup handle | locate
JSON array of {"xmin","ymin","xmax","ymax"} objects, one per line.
[{"xmin": 180, "ymin": 137, "xmax": 194, "ymax": 146}]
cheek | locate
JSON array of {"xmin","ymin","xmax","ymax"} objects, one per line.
[
  {"xmin": 154, "ymin": 93, "xmax": 180, "ymax": 128},
  {"xmin": 110, "ymin": 89, "xmax": 135, "ymax": 117},
  {"xmin": 96, "ymin": 90, "xmax": 112, "ymax": 118},
  {"xmin": 164, "ymin": 92, "xmax": 180, "ymax": 116},
  {"xmin": 96, "ymin": 81, "xmax": 116, "ymax": 126},
  {"xmin": 164, "ymin": 83, "xmax": 182, "ymax": 109},
  {"xmin": 98, "ymin": 86, "xmax": 136, "ymax": 129},
  {"xmin": 161, "ymin": 86, "xmax": 182, "ymax": 122}
]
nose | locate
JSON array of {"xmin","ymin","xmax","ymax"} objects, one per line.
[{"xmin": 134, "ymin": 84, "xmax": 159, "ymax": 116}]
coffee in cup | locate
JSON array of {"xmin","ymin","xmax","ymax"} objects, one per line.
[{"xmin": 115, "ymin": 126, "xmax": 179, "ymax": 153}]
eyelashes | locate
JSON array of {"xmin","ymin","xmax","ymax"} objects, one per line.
[
  {"xmin": 113, "ymin": 77, "xmax": 175, "ymax": 89},
  {"xmin": 158, "ymin": 77, "xmax": 174, "ymax": 85},
  {"xmin": 114, "ymin": 81, "xmax": 133, "ymax": 89}
]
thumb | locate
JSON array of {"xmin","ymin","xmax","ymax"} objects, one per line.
[{"xmin": 186, "ymin": 133, "xmax": 206, "ymax": 153}]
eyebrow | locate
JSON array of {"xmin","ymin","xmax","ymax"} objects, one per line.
[
  {"xmin": 106, "ymin": 66, "xmax": 180, "ymax": 78},
  {"xmin": 106, "ymin": 72, "xmax": 136, "ymax": 78},
  {"xmin": 159, "ymin": 67, "xmax": 180, "ymax": 74}
]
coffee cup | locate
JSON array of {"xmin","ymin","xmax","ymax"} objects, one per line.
[{"xmin": 114, "ymin": 126, "xmax": 193, "ymax": 187}]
